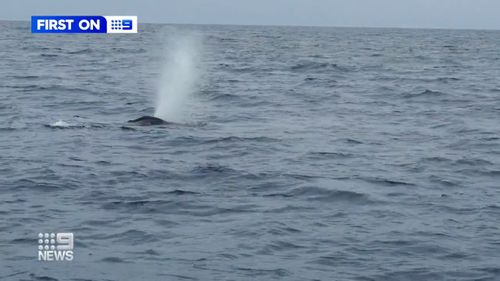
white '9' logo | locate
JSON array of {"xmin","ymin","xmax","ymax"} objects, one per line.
[{"xmin": 56, "ymin": 233, "xmax": 73, "ymax": 250}]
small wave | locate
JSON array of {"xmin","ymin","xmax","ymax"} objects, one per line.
[
  {"xmin": 479, "ymin": 170, "xmax": 500, "ymax": 177},
  {"xmin": 208, "ymin": 35, "xmax": 237, "ymax": 42},
  {"xmin": 50, "ymin": 120, "xmax": 69, "ymax": 127},
  {"xmin": 233, "ymin": 267, "xmax": 290, "ymax": 278},
  {"xmin": 203, "ymin": 136, "xmax": 280, "ymax": 144},
  {"xmin": 101, "ymin": 257, "xmax": 128, "ymax": 263},
  {"xmin": 361, "ymin": 177, "xmax": 416, "ymax": 186},
  {"xmin": 103, "ymin": 199, "xmax": 257, "ymax": 217},
  {"xmin": 120, "ymin": 126, "xmax": 136, "ymax": 131},
  {"xmin": 45, "ymin": 120, "xmax": 85, "ymax": 129},
  {"xmin": 165, "ymin": 189, "xmax": 200, "ymax": 195},
  {"xmin": 307, "ymin": 151, "xmax": 353, "ymax": 159},
  {"xmin": 480, "ymin": 136, "xmax": 500, "ymax": 141},
  {"xmin": 191, "ymin": 164, "xmax": 238, "ymax": 176},
  {"xmin": 99, "ymin": 229, "xmax": 160, "ymax": 244},
  {"xmin": 283, "ymin": 173, "xmax": 320, "ymax": 180},
  {"xmin": 312, "ymin": 255, "xmax": 346, "ymax": 266},
  {"xmin": 342, "ymin": 138, "xmax": 363, "ymax": 144},
  {"xmin": 40, "ymin": 53, "xmax": 58, "ymax": 57},
  {"xmin": 455, "ymin": 158, "xmax": 493, "ymax": 166},
  {"xmin": 263, "ymin": 205, "xmax": 314, "ymax": 213},
  {"xmin": 38, "ymin": 47, "xmax": 63, "ymax": 51},
  {"xmin": 67, "ymin": 48, "xmax": 93, "ymax": 55},
  {"xmin": 2, "ymin": 84, "xmax": 40, "ymax": 90},
  {"xmin": 27, "ymin": 274, "xmax": 59, "ymax": 281},
  {"xmin": 8, "ymin": 75, "xmax": 40, "ymax": 80},
  {"xmin": 208, "ymin": 93, "xmax": 242, "ymax": 101},
  {"xmin": 0, "ymin": 127, "xmax": 17, "ymax": 132},
  {"xmin": 14, "ymin": 179, "xmax": 68, "ymax": 190},
  {"xmin": 267, "ymin": 225, "xmax": 302, "ymax": 235},
  {"xmin": 290, "ymin": 61, "xmax": 351, "ymax": 72},
  {"xmin": 4, "ymin": 84, "xmax": 101, "ymax": 95},
  {"xmin": 428, "ymin": 175, "xmax": 459, "ymax": 187},
  {"xmin": 484, "ymin": 205, "xmax": 500, "ymax": 211},
  {"xmin": 220, "ymin": 65, "xmax": 261, "ymax": 73},
  {"xmin": 10, "ymin": 237, "xmax": 34, "ymax": 245},
  {"xmin": 103, "ymin": 199, "xmax": 171, "ymax": 212},
  {"xmin": 421, "ymin": 156, "xmax": 452, "ymax": 163},
  {"xmin": 265, "ymin": 186, "xmax": 371, "ymax": 203},
  {"xmin": 436, "ymin": 77, "xmax": 460, "ymax": 83},
  {"xmin": 260, "ymin": 240, "xmax": 305, "ymax": 253},
  {"xmin": 143, "ymin": 249, "xmax": 161, "ymax": 256},
  {"xmin": 403, "ymin": 89, "xmax": 447, "ymax": 99},
  {"xmin": 110, "ymin": 47, "xmax": 147, "ymax": 54}
]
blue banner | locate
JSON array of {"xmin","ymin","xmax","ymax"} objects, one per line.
[{"xmin": 31, "ymin": 16, "xmax": 107, "ymax": 33}]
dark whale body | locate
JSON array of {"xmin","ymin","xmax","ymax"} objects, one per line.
[{"xmin": 128, "ymin": 116, "xmax": 168, "ymax": 126}]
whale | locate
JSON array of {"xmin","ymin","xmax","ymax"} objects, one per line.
[{"xmin": 127, "ymin": 116, "xmax": 168, "ymax": 126}]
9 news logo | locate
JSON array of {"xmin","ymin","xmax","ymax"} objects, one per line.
[
  {"xmin": 31, "ymin": 16, "xmax": 138, "ymax": 33},
  {"xmin": 38, "ymin": 232, "xmax": 74, "ymax": 261},
  {"xmin": 110, "ymin": 19, "xmax": 133, "ymax": 31}
]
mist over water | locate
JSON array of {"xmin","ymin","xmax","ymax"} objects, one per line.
[{"xmin": 154, "ymin": 34, "xmax": 202, "ymax": 122}]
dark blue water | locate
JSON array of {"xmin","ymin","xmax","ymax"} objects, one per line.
[{"xmin": 1, "ymin": 21, "xmax": 500, "ymax": 280}]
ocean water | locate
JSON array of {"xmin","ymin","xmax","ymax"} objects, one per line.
[{"xmin": 1, "ymin": 20, "xmax": 500, "ymax": 280}]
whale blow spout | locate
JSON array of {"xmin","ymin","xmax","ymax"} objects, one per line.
[{"xmin": 128, "ymin": 116, "xmax": 168, "ymax": 126}]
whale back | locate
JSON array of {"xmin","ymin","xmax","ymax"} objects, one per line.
[{"xmin": 128, "ymin": 116, "xmax": 167, "ymax": 126}]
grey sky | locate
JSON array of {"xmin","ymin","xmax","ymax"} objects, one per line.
[{"xmin": 2, "ymin": 0, "xmax": 500, "ymax": 30}]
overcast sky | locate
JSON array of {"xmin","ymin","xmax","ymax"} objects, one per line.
[{"xmin": 2, "ymin": 0, "xmax": 500, "ymax": 30}]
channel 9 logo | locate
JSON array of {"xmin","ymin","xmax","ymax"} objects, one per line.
[
  {"xmin": 31, "ymin": 16, "xmax": 138, "ymax": 33},
  {"xmin": 110, "ymin": 19, "xmax": 133, "ymax": 31},
  {"xmin": 37, "ymin": 232, "xmax": 74, "ymax": 261},
  {"xmin": 105, "ymin": 16, "xmax": 137, "ymax": 33}
]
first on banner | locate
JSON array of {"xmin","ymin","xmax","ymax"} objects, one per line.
[{"xmin": 31, "ymin": 16, "xmax": 138, "ymax": 34}]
